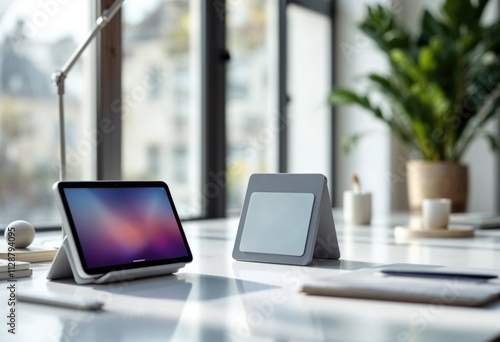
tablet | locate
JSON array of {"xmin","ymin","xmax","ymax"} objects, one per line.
[{"xmin": 53, "ymin": 181, "xmax": 192, "ymax": 277}]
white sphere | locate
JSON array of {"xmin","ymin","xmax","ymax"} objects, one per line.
[{"xmin": 4, "ymin": 220, "xmax": 35, "ymax": 248}]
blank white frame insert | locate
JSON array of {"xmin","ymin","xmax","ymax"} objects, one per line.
[{"xmin": 240, "ymin": 192, "xmax": 315, "ymax": 256}]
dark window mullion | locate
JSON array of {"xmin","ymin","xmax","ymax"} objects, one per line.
[
  {"xmin": 96, "ymin": 0, "xmax": 122, "ymax": 180},
  {"xmin": 498, "ymin": 4, "xmax": 500, "ymax": 213},
  {"xmin": 329, "ymin": 1, "xmax": 336, "ymax": 206},
  {"xmin": 278, "ymin": 0, "xmax": 289, "ymax": 173},
  {"xmin": 202, "ymin": 0, "xmax": 227, "ymax": 218},
  {"xmin": 289, "ymin": 0, "xmax": 332, "ymax": 15}
]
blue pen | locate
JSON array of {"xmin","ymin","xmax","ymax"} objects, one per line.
[{"xmin": 379, "ymin": 269, "xmax": 499, "ymax": 280}]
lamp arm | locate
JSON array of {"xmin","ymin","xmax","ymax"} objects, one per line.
[
  {"xmin": 57, "ymin": 0, "xmax": 124, "ymax": 82},
  {"xmin": 52, "ymin": 0, "xmax": 124, "ymax": 180}
]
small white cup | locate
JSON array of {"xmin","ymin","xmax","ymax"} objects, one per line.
[
  {"xmin": 343, "ymin": 191, "xmax": 372, "ymax": 225},
  {"xmin": 422, "ymin": 198, "xmax": 451, "ymax": 230}
]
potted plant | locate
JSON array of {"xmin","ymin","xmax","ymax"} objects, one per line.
[{"xmin": 329, "ymin": 0, "xmax": 500, "ymax": 212}]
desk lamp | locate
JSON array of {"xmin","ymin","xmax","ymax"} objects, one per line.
[{"xmin": 41, "ymin": 0, "xmax": 125, "ymax": 247}]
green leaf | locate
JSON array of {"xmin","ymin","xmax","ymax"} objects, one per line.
[
  {"xmin": 481, "ymin": 21, "xmax": 500, "ymax": 52},
  {"xmin": 442, "ymin": 0, "xmax": 474, "ymax": 35},
  {"xmin": 419, "ymin": 10, "xmax": 448, "ymax": 44},
  {"xmin": 358, "ymin": 5, "xmax": 411, "ymax": 53},
  {"xmin": 341, "ymin": 134, "xmax": 362, "ymax": 154},
  {"xmin": 328, "ymin": 89, "xmax": 369, "ymax": 108},
  {"xmin": 367, "ymin": 74, "xmax": 392, "ymax": 90},
  {"xmin": 485, "ymin": 133, "xmax": 500, "ymax": 153},
  {"xmin": 390, "ymin": 49, "xmax": 426, "ymax": 84},
  {"xmin": 418, "ymin": 47, "xmax": 437, "ymax": 72}
]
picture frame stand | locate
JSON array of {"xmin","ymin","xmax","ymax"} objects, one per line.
[
  {"xmin": 232, "ymin": 174, "xmax": 341, "ymax": 265},
  {"xmin": 47, "ymin": 238, "xmax": 185, "ymax": 284}
]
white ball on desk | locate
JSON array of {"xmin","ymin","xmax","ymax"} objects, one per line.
[{"xmin": 4, "ymin": 220, "xmax": 35, "ymax": 248}]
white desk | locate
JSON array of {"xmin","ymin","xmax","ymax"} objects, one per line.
[{"xmin": 2, "ymin": 212, "xmax": 500, "ymax": 342}]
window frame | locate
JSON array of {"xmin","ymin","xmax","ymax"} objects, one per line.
[
  {"xmin": 278, "ymin": 0, "xmax": 337, "ymax": 204},
  {"xmin": 96, "ymin": 0, "xmax": 338, "ymax": 220},
  {"xmin": 96, "ymin": 0, "xmax": 122, "ymax": 180}
]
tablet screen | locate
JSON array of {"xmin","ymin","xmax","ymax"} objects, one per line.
[{"xmin": 56, "ymin": 182, "xmax": 192, "ymax": 274}]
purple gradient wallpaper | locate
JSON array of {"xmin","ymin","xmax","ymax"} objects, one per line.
[{"xmin": 63, "ymin": 187, "xmax": 190, "ymax": 270}]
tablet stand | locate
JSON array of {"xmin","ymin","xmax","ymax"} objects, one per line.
[
  {"xmin": 47, "ymin": 238, "xmax": 185, "ymax": 284},
  {"xmin": 232, "ymin": 173, "xmax": 341, "ymax": 265}
]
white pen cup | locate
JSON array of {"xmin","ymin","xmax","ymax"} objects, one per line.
[
  {"xmin": 422, "ymin": 198, "xmax": 451, "ymax": 230},
  {"xmin": 343, "ymin": 191, "xmax": 372, "ymax": 225}
]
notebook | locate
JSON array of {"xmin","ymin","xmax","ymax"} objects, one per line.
[
  {"xmin": 450, "ymin": 213, "xmax": 500, "ymax": 229},
  {"xmin": 0, "ymin": 245, "xmax": 57, "ymax": 263},
  {"xmin": 300, "ymin": 264, "xmax": 500, "ymax": 307}
]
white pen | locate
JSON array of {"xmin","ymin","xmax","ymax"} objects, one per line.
[{"xmin": 17, "ymin": 292, "xmax": 104, "ymax": 311}]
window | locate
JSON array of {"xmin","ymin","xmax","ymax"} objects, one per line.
[
  {"xmin": 0, "ymin": 1, "xmax": 91, "ymax": 226},
  {"xmin": 226, "ymin": 0, "xmax": 279, "ymax": 211},
  {"xmin": 287, "ymin": 4, "xmax": 332, "ymax": 188},
  {"xmin": 121, "ymin": 0, "xmax": 202, "ymax": 218},
  {"xmin": 0, "ymin": 0, "xmax": 337, "ymax": 227}
]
